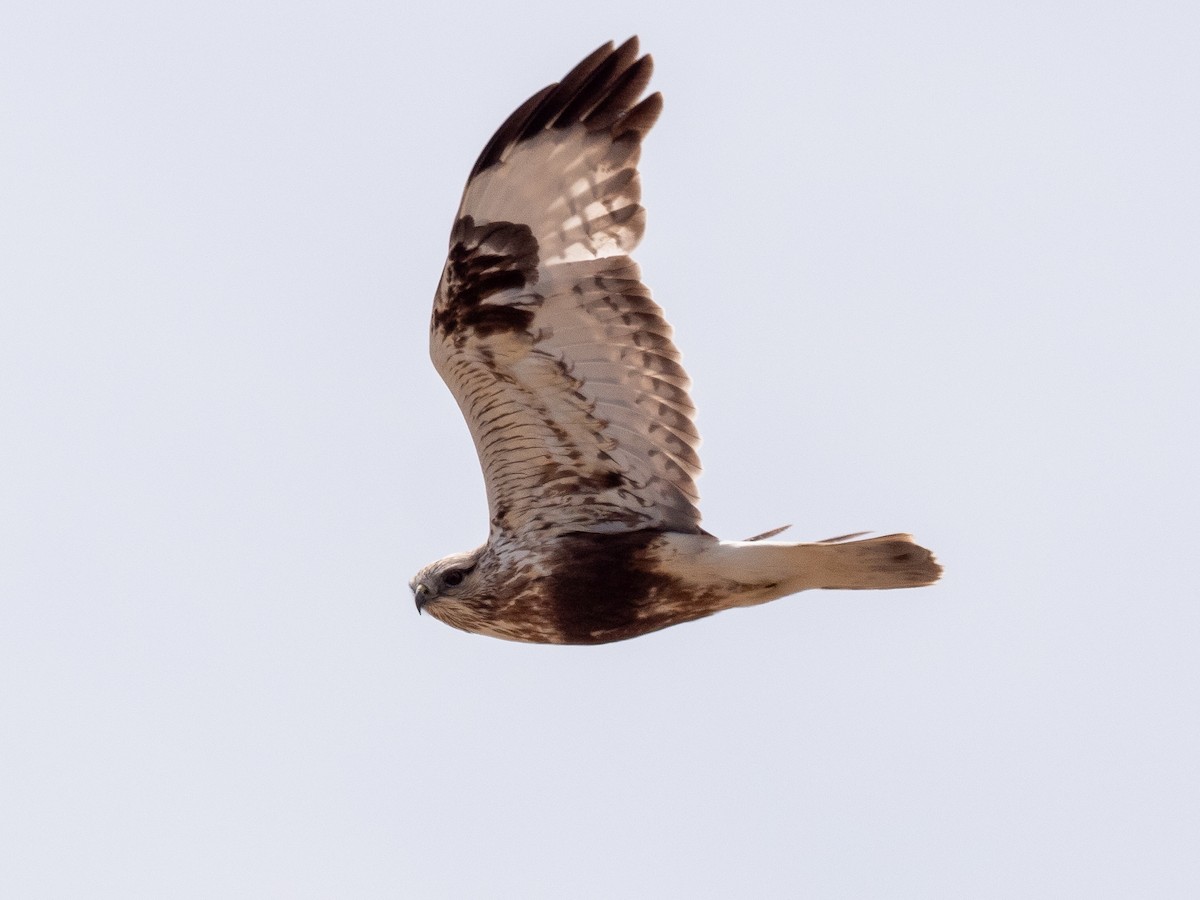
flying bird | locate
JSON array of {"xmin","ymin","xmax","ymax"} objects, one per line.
[{"xmin": 411, "ymin": 38, "xmax": 941, "ymax": 644}]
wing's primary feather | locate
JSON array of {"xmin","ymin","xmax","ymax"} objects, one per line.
[{"xmin": 430, "ymin": 37, "xmax": 703, "ymax": 539}]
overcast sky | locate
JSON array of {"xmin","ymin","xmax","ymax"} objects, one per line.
[{"xmin": 2, "ymin": 1, "xmax": 1198, "ymax": 897}]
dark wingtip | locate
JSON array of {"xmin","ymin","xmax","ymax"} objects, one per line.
[{"xmin": 467, "ymin": 37, "xmax": 659, "ymax": 179}]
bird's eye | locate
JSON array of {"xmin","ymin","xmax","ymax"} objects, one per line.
[{"xmin": 442, "ymin": 569, "xmax": 465, "ymax": 587}]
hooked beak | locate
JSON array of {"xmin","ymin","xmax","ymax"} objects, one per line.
[{"xmin": 413, "ymin": 582, "xmax": 431, "ymax": 614}]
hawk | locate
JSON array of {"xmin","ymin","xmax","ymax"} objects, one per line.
[{"xmin": 411, "ymin": 37, "xmax": 941, "ymax": 644}]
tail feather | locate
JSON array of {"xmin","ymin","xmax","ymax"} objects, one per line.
[
  {"xmin": 662, "ymin": 531, "xmax": 942, "ymax": 610},
  {"xmin": 800, "ymin": 533, "xmax": 942, "ymax": 590},
  {"xmin": 687, "ymin": 532, "xmax": 942, "ymax": 604}
]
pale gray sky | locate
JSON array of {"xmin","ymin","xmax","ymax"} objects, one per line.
[{"xmin": 2, "ymin": 1, "xmax": 1198, "ymax": 897}]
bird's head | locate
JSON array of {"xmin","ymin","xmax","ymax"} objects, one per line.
[
  {"xmin": 410, "ymin": 547, "xmax": 488, "ymax": 618},
  {"xmin": 410, "ymin": 544, "xmax": 557, "ymax": 642}
]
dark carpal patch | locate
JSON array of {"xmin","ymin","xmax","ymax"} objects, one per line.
[{"xmin": 434, "ymin": 215, "xmax": 542, "ymax": 342}]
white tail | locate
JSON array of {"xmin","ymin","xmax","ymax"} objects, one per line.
[
  {"xmin": 668, "ymin": 532, "xmax": 942, "ymax": 608},
  {"xmin": 790, "ymin": 532, "xmax": 942, "ymax": 591}
]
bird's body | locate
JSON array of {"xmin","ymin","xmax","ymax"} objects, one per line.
[
  {"xmin": 418, "ymin": 530, "xmax": 940, "ymax": 645},
  {"xmin": 411, "ymin": 38, "xmax": 941, "ymax": 644}
]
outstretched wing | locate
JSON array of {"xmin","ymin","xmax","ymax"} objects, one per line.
[{"xmin": 430, "ymin": 37, "xmax": 704, "ymax": 539}]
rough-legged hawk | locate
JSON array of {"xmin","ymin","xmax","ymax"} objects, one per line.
[{"xmin": 411, "ymin": 38, "xmax": 941, "ymax": 644}]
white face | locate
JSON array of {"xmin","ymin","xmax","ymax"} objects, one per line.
[{"xmin": 410, "ymin": 550, "xmax": 483, "ymax": 613}]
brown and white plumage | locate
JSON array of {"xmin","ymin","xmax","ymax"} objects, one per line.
[{"xmin": 412, "ymin": 38, "xmax": 941, "ymax": 644}]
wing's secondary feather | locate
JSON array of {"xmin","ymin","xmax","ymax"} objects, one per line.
[{"xmin": 430, "ymin": 38, "xmax": 703, "ymax": 538}]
